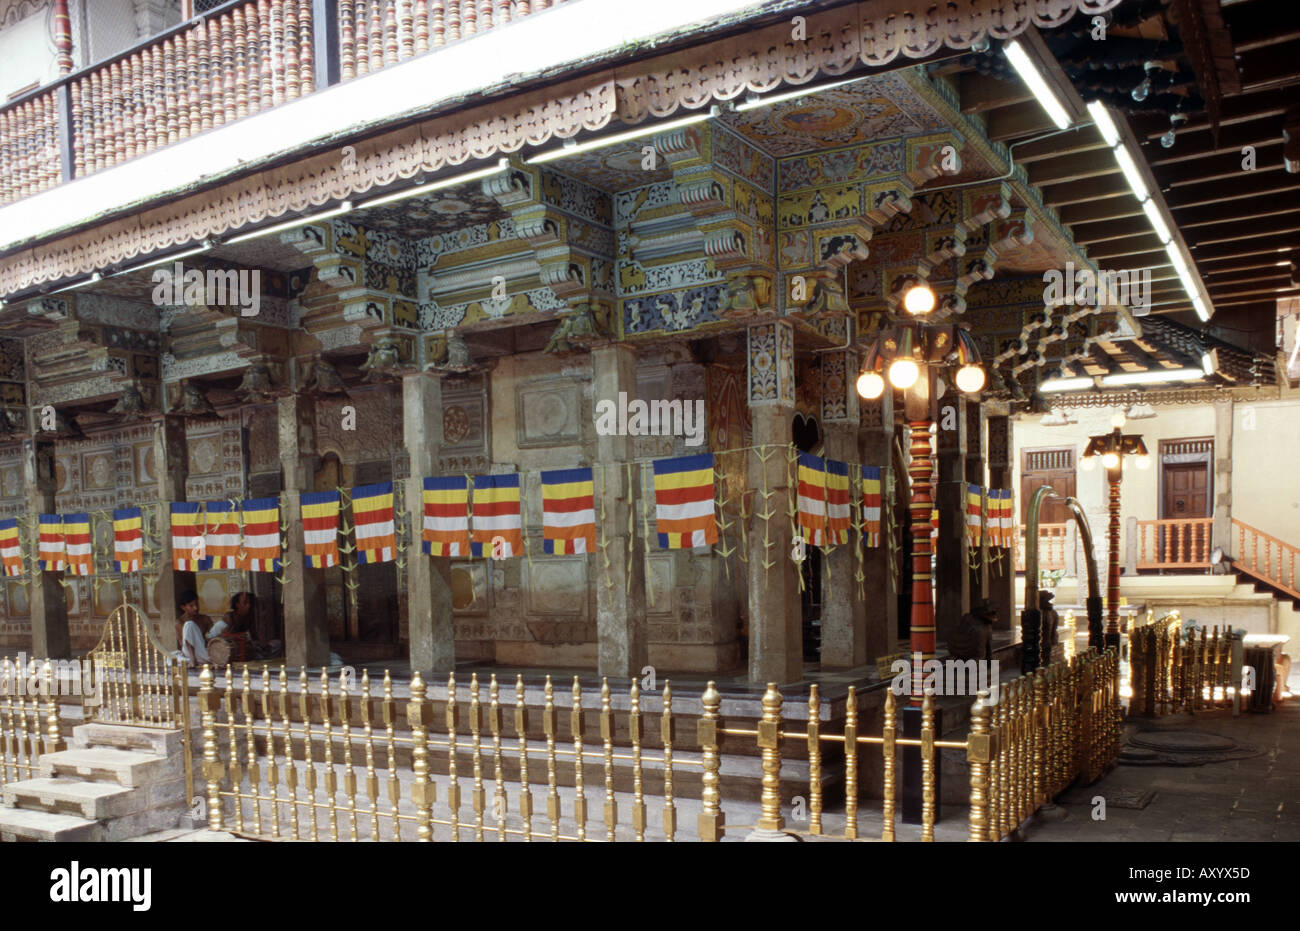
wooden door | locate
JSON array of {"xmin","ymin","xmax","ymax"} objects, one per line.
[
  {"xmin": 1020, "ymin": 447, "xmax": 1076, "ymax": 525},
  {"xmin": 1162, "ymin": 463, "xmax": 1209, "ymax": 519}
]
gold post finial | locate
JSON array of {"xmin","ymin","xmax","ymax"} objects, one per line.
[
  {"xmin": 697, "ymin": 680, "xmax": 724, "ymax": 841},
  {"xmin": 967, "ymin": 691, "xmax": 991, "ymax": 842},
  {"xmin": 756, "ymin": 682, "xmax": 784, "ymax": 833}
]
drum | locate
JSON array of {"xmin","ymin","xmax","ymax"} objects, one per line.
[{"xmin": 207, "ymin": 635, "xmax": 251, "ymax": 667}]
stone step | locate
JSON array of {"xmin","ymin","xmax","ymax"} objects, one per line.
[
  {"xmin": 39, "ymin": 747, "xmax": 176, "ymax": 788},
  {"xmin": 0, "ymin": 806, "xmax": 104, "ymax": 842},
  {"xmin": 3, "ymin": 777, "xmax": 140, "ymax": 821},
  {"xmin": 72, "ymin": 722, "xmax": 185, "ymax": 758}
]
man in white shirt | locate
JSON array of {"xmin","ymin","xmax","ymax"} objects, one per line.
[{"xmin": 173, "ymin": 590, "xmax": 215, "ymax": 669}]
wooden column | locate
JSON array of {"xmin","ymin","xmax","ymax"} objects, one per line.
[
  {"xmin": 746, "ymin": 321, "xmax": 801, "ymax": 685},
  {"xmin": 403, "ymin": 372, "xmax": 455, "ymax": 676},
  {"xmin": 24, "ymin": 437, "xmax": 69, "ymax": 659},
  {"xmin": 820, "ymin": 349, "xmax": 865, "ymax": 668},
  {"xmin": 965, "ymin": 399, "xmax": 987, "ymax": 605},
  {"xmin": 859, "ymin": 388, "xmax": 896, "ymax": 661},
  {"xmin": 986, "ymin": 414, "xmax": 1015, "ymax": 632},
  {"xmin": 934, "ymin": 392, "xmax": 969, "ymax": 649},
  {"xmin": 278, "ymin": 393, "xmax": 329, "ymax": 668},
  {"xmin": 592, "ymin": 344, "xmax": 647, "ymax": 678},
  {"xmin": 53, "ymin": 0, "xmax": 73, "ymax": 74},
  {"xmin": 152, "ymin": 414, "xmax": 193, "ymax": 649},
  {"xmin": 1211, "ymin": 398, "xmax": 1233, "ymax": 558}
]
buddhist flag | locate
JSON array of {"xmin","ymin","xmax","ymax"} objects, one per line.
[
  {"xmin": 239, "ymin": 498, "xmax": 280, "ymax": 572},
  {"xmin": 967, "ymin": 485, "xmax": 983, "ymax": 548},
  {"xmin": 541, "ymin": 468, "xmax": 596, "ymax": 555},
  {"xmin": 652, "ymin": 454, "xmax": 717, "ymax": 550},
  {"xmin": 1002, "ymin": 489, "xmax": 1016, "ymax": 550},
  {"xmin": 825, "ymin": 459, "xmax": 850, "ymax": 545},
  {"xmin": 796, "ymin": 452, "xmax": 828, "ymax": 547},
  {"xmin": 204, "ymin": 501, "xmax": 241, "ymax": 569},
  {"xmin": 112, "ymin": 508, "xmax": 143, "ymax": 573},
  {"xmin": 422, "ymin": 476, "xmax": 470, "ymax": 557},
  {"xmin": 471, "ymin": 473, "xmax": 523, "ymax": 558},
  {"xmin": 301, "ymin": 491, "xmax": 341, "ymax": 569},
  {"xmin": 0, "ymin": 519, "xmax": 22, "ymax": 577},
  {"xmin": 170, "ymin": 502, "xmax": 209, "ymax": 570},
  {"xmin": 352, "ymin": 483, "xmax": 396, "ymax": 565},
  {"xmin": 63, "ymin": 513, "xmax": 93, "ymax": 576},
  {"xmin": 38, "ymin": 514, "xmax": 65, "ymax": 572},
  {"xmin": 861, "ymin": 466, "xmax": 882, "ymax": 548}
]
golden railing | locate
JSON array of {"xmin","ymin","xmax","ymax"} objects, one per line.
[
  {"xmin": 1135, "ymin": 518, "xmax": 1213, "ymax": 569},
  {"xmin": 83, "ymin": 604, "xmax": 188, "ymax": 730},
  {"xmin": 1233, "ymin": 518, "xmax": 1300, "ymax": 601},
  {"xmin": 195, "ymin": 649, "xmax": 1122, "ymax": 842},
  {"xmin": 0, "ymin": 659, "xmax": 67, "ymax": 791},
  {"xmin": 1129, "ymin": 616, "xmax": 1238, "ymax": 716}
]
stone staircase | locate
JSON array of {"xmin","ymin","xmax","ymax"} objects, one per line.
[{"xmin": 0, "ymin": 723, "xmax": 190, "ymax": 842}]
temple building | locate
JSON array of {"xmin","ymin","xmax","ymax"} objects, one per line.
[{"xmin": 0, "ymin": 0, "xmax": 1297, "ymax": 692}]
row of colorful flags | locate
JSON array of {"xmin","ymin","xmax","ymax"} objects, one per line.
[
  {"xmin": 968, "ymin": 485, "xmax": 1016, "ymax": 549},
  {"xmin": 0, "ymin": 455, "xmax": 1005, "ymax": 576}
]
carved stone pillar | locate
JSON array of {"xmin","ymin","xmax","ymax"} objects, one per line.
[
  {"xmin": 592, "ymin": 344, "xmax": 647, "ymax": 678},
  {"xmin": 24, "ymin": 437, "xmax": 69, "ymax": 659},
  {"xmin": 859, "ymin": 388, "xmax": 896, "ymax": 662},
  {"xmin": 278, "ymin": 393, "xmax": 329, "ymax": 668},
  {"xmin": 1212, "ymin": 399, "xmax": 1233, "ymax": 557},
  {"xmin": 934, "ymin": 393, "xmax": 969, "ymax": 648},
  {"xmin": 819, "ymin": 348, "xmax": 865, "ymax": 668},
  {"xmin": 746, "ymin": 321, "xmax": 801, "ymax": 685},
  {"xmin": 403, "ymin": 373, "xmax": 455, "ymax": 676},
  {"xmin": 986, "ymin": 414, "xmax": 1015, "ymax": 632},
  {"xmin": 153, "ymin": 414, "xmax": 192, "ymax": 649}
]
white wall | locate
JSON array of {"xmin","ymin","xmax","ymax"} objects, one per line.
[
  {"xmin": 0, "ymin": 8, "xmax": 59, "ymax": 100},
  {"xmin": 1230, "ymin": 398, "xmax": 1300, "ymax": 544}
]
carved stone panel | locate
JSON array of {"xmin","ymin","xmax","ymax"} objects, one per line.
[
  {"xmin": 439, "ymin": 376, "xmax": 489, "ymax": 473},
  {"xmin": 524, "ymin": 557, "xmax": 589, "ymax": 619},
  {"xmin": 516, "ymin": 378, "xmax": 581, "ymax": 449}
]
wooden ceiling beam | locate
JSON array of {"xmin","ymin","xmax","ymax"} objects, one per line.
[
  {"xmin": 1141, "ymin": 121, "xmax": 1284, "ymax": 167},
  {"xmin": 1057, "ymin": 197, "xmax": 1145, "ymax": 226},
  {"xmin": 958, "ymin": 72, "xmax": 1033, "ymax": 113},
  {"xmin": 1192, "ymin": 214, "xmax": 1300, "ymax": 245},
  {"xmin": 1086, "ymin": 235, "xmax": 1167, "ymax": 261},
  {"xmin": 1172, "ymin": 190, "xmax": 1300, "ymax": 228},
  {"xmin": 1040, "ymin": 174, "xmax": 1131, "ymax": 207},
  {"xmin": 1026, "ymin": 150, "xmax": 1121, "ymax": 186},
  {"xmin": 986, "ymin": 102, "xmax": 1058, "ymax": 142},
  {"xmin": 1130, "ymin": 88, "xmax": 1297, "ymax": 140},
  {"xmin": 1192, "ymin": 234, "xmax": 1300, "ymax": 261},
  {"xmin": 1237, "ymin": 41, "xmax": 1300, "ymax": 94},
  {"xmin": 1164, "ymin": 168, "xmax": 1294, "ymax": 209},
  {"xmin": 1159, "ymin": 142, "xmax": 1285, "ymax": 186},
  {"xmin": 1071, "ymin": 215, "xmax": 1156, "ymax": 245},
  {"xmin": 1011, "ymin": 125, "xmax": 1109, "ymax": 164}
]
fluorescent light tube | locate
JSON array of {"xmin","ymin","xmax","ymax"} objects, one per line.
[
  {"xmin": 113, "ymin": 243, "xmax": 212, "ymax": 278},
  {"xmin": 1165, "ymin": 241, "xmax": 1190, "ymax": 278},
  {"xmin": 1141, "ymin": 198, "xmax": 1173, "ymax": 244},
  {"xmin": 527, "ymin": 108, "xmax": 718, "ymax": 164},
  {"xmin": 1201, "ymin": 349, "xmax": 1218, "ymax": 376},
  {"xmin": 358, "ymin": 159, "xmax": 510, "ymax": 210},
  {"xmin": 1004, "ymin": 40, "xmax": 1071, "ymax": 130},
  {"xmin": 1087, "ymin": 100, "xmax": 1121, "ymax": 147},
  {"xmin": 50, "ymin": 272, "xmax": 101, "ymax": 294},
  {"xmin": 734, "ymin": 76, "xmax": 865, "ymax": 112},
  {"xmin": 1100, "ymin": 368, "xmax": 1203, "ymax": 386},
  {"xmin": 1191, "ymin": 293, "xmax": 1211, "ymax": 322},
  {"xmin": 1112, "ymin": 145, "xmax": 1149, "ymax": 202},
  {"xmin": 1040, "ymin": 376, "xmax": 1095, "ymax": 392},
  {"xmin": 225, "ymin": 201, "xmax": 354, "ymax": 245}
]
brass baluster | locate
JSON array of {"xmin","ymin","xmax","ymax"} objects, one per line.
[
  {"xmin": 600, "ymin": 678, "xmax": 617, "ymax": 842},
  {"xmin": 661, "ymin": 680, "xmax": 675, "ymax": 842},
  {"xmin": 261, "ymin": 667, "xmax": 279, "ymax": 840},
  {"xmin": 883, "ymin": 688, "xmax": 898, "ymax": 841},
  {"xmin": 242, "ymin": 668, "xmax": 262, "ymax": 836},
  {"xmin": 42, "ymin": 660, "xmax": 63, "ymax": 754},
  {"xmin": 571, "ymin": 677, "xmax": 587, "ymax": 841},
  {"xmin": 199, "ymin": 667, "xmax": 223, "ymax": 831},
  {"xmin": 339, "ymin": 669, "xmax": 358, "ymax": 841},
  {"xmin": 967, "ymin": 691, "xmax": 991, "ymax": 842},
  {"xmin": 628, "ymin": 678, "xmax": 645, "ymax": 841},
  {"xmin": 407, "ymin": 672, "xmax": 433, "ymax": 842},
  {"xmin": 756, "ymin": 682, "xmax": 783, "ymax": 833},
  {"xmin": 224, "ymin": 665, "xmax": 244, "ymax": 834},
  {"xmin": 515, "ymin": 676, "xmax": 533, "ymax": 841},
  {"xmin": 361, "ymin": 671, "xmax": 380, "ymax": 841},
  {"xmin": 470, "ymin": 672, "xmax": 485, "ymax": 841},
  {"xmin": 807, "ymin": 683, "xmax": 822, "ymax": 836},
  {"xmin": 489, "ymin": 675, "xmax": 507, "ymax": 841},
  {"xmin": 299, "ymin": 667, "xmax": 318, "ymax": 841},
  {"xmin": 1033, "ymin": 669, "xmax": 1047, "ymax": 811},
  {"xmin": 846, "ymin": 686, "xmax": 860, "ymax": 840},
  {"xmin": 383, "ymin": 671, "xmax": 401, "ymax": 841},
  {"xmin": 445, "ymin": 673, "xmax": 459, "ymax": 841},
  {"xmin": 543, "ymin": 676, "xmax": 560, "ymax": 841},
  {"xmin": 279, "ymin": 666, "xmax": 298, "ymax": 840},
  {"xmin": 697, "ymin": 681, "xmax": 724, "ymax": 842},
  {"xmin": 320, "ymin": 670, "xmax": 339, "ymax": 842},
  {"xmin": 921, "ymin": 691, "xmax": 935, "ymax": 842}
]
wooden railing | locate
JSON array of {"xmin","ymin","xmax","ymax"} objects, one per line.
[
  {"xmin": 0, "ymin": 0, "xmax": 568, "ymax": 207},
  {"xmin": 1135, "ymin": 518, "xmax": 1213, "ymax": 569},
  {"xmin": 1233, "ymin": 518, "xmax": 1300, "ymax": 600},
  {"xmin": 1015, "ymin": 522, "xmax": 1069, "ymax": 573}
]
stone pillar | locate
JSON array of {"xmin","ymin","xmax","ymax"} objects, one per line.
[
  {"xmin": 403, "ymin": 373, "xmax": 455, "ymax": 676},
  {"xmin": 986, "ymin": 414, "xmax": 1015, "ymax": 631},
  {"xmin": 1212, "ymin": 398, "xmax": 1233, "ymax": 556},
  {"xmin": 859, "ymin": 388, "xmax": 896, "ymax": 661},
  {"xmin": 965, "ymin": 400, "xmax": 987, "ymax": 605},
  {"xmin": 819, "ymin": 349, "xmax": 865, "ymax": 668},
  {"xmin": 592, "ymin": 345, "xmax": 647, "ymax": 678},
  {"xmin": 746, "ymin": 321, "xmax": 801, "ymax": 685},
  {"xmin": 153, "ymin": 414, "xmax": 192, "ymax": 649},
  {"xmin": 278, "ymin": 393, "xmax": 329, "ymax": 668},
  {"xmin": 23, "ymin": 437, "xmax": 69, "ymax": 659},
  {"xmin": 934, "ymin": 393, "xmax": 969, "ymax": 648}
]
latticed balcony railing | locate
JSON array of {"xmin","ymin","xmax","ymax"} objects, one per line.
[
  {"xmin": 0, "ymin": 0, "xmax": 569, "ymax": 207},
  {"xmin": 1014, "ymin": 522, "xmax": 1070, "ymax": 574},
  {"xmin": 1134, "ymin": 518, "xmax": 1213, "ymax": 570}
]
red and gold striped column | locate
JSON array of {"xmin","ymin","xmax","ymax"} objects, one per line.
[{"xmin": 908, "ymin": 420, "xmax": 935, "ymax": 706}]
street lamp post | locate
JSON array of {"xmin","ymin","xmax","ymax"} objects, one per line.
[{"xmin": 1081, "ymin": 413, "xmax": 1150, "ymax": 651}]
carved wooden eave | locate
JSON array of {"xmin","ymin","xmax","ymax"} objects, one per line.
[{"xmin": 0, "ymin": 0, "xmax": 1122, "ymax": 297}]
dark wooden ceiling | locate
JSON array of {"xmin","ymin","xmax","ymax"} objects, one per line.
[{"xmin": 936, "ymin": 0, "xmax": 1300, "ymax": 359}]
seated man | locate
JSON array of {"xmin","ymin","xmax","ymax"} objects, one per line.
[
  {"xmin": 212, "ymin": 591, "xmax": 282, "ymax": 661},
  {"xmin": 173, "ymin": 590, "xmax": 215, "ymax": 669}
]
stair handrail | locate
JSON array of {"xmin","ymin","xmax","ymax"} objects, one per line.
[{"xmin": 1229, "ymin": 518, "xmax": 1300, "ymax": 599}]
